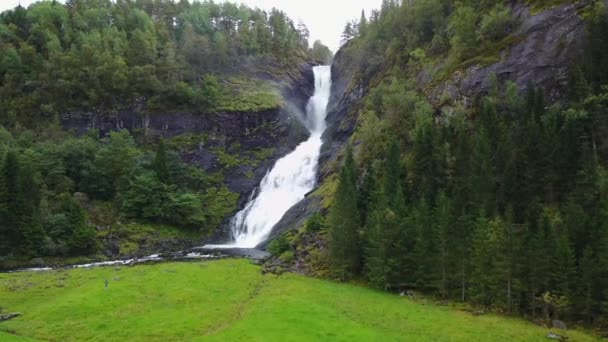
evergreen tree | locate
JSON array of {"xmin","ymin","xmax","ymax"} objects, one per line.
[
  {"xmin": 469, "ymin": 217, "xmax": 504, "ymax": 308},
  {"xmin": 576, "ymin": 247, "xmax": 597, "ymax": 323},
  {"xmin": 384, "ymin": 139, "xmax": 405, "ymax": 211},
  {"xmin": 0, "ymin": 150, "xmax": 22, "ymax": 251},
  {"xmin": 359, "ymin": 10, "xmax": 368, "ymax": 36},
  {"xmin": 358, "ymin": 160, "xmax": 378, "ymax": 226},
  {"xmin": 470, "ymin": 128, "xmax": 495, "ymax": 217},
  {"xmin": 435, "ymin": 192, "xmax": 452, "ymax": 298},
  {"xmin": 328, "ymin": 146, "xmax": 361, "ymax": 280},
  {"xmin": 413, "ymin": 199, "xmax": 439, "ymax": 290},
  {"xmin": 154, "ymin": 137, "xmax": 170, "ymax": 183}
]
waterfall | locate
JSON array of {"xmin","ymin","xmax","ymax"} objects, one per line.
[{"xmin": 208, "ymin": 66, "xmax": 332, "ymax": 249}]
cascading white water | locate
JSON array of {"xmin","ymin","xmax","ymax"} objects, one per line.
[{"xmin": 208, "ymin": 66, "xmax": 332, "ymax": 249}]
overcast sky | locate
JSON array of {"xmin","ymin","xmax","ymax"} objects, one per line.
[{"xmin": 0, "ymin": 0, "xmax": 382, "ymax": 51}]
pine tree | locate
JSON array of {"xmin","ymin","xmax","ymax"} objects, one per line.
[
  {"xmin": 413, "ymin": 199, "xmax": 439, "ymax": 291},
  {"xmin": 435, "ymin": 192, "xmax": 452, "ymax": 298},
  {"xmin": 549, "ymin": 212, "xmax": 576, "ymax": 318},
  {"xmin": 328, "ymin": 146, "xmax": 361, "ymax": 280},
  {"xmin": 0, "ymin": 150, "xmax": 44, "ymax": 255},
  {"xmin": 597, "ymin": 222, "xmax": 608, "ymax": 323},
  {"xmin": 365, "ymin": 204, "xmax": 397, "ymax": 290},
  {"xmin": 359, "ymin": 10, "xmax": 368, "ymax": 36},
  {"xmin": 154, "ymin": 137, "xmax": 170, "ymax": 183},
  {"xmin": 576, "ymin": 247, "xmax": 596, "ymax": 323},
  {"xmin": 469, "ymin": 216, "xmax": 505, "ymax": 309},
  {"xmin": 358, "ymin": 160, "xmax": 378, "ymax": 227},
  {"xmin": 384, "ymin": 140, "xmax": 405, "ymax": 211},
  {"xmin": 470, "ymin": 128, "xmax": 495, "ymax": 217},
  {"xmin": 0, "ymin": 151, "xmax": 25, "ymax": 253},
  {"xmin": 524, "ymin": 218, "xmax": 551, "ymax": 318}
]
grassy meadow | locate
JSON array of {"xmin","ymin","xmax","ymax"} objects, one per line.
[{"xmin": 0, "ymin": 259, "xmax": 600, "ymax": 341}]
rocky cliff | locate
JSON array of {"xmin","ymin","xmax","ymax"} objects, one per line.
[
  {"xmin": 61, "ymin": 62, "xmax": 316, "ymax": 244},
  {"xmin": 261, "ymin": 1, "xmax": 590, "ymax": 248},
  {"xmin": 427, "ymin": 2, "xmax": 587, "ymax": 106}
]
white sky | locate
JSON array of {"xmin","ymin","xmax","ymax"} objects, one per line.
[{"xmin": 0, "ymin": 0, "xmax": 382, "ymax": 51}]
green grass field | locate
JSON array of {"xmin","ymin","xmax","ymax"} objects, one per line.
[{"xmin": 0, "ymin": 259, "xmax": 599, "ymax": 341}]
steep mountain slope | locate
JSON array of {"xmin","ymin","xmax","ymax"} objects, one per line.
[
  {"xmin": 271, "ymin": 1, "xmax": 592, "ymax": 240},
  {"xmin": 0, "ymin": 0, "xmax": 324, "ymax": 265},
  {"xmin": 265, "ymin": 0, "xmax": 608, "ymax": 331}
]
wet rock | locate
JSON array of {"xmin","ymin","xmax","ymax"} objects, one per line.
[
  {"xmin": 0, "ymin": 313, "xmax": 20, "ymax": 322},
  {"xmin": 61, "ymin": 63, "xmax": 316, "ymax": 244},
  {"xmin": 259, "ymin": 196, "xmax": 322, "ymax": 249},
  {"xmin": 546, "ymin": 331, "xmax": 567, "ymax": 340},
  {"xmin": 190, "ymin": 246, "xmax": 270, "ymax": 261},
  {"xmin": 261, "ymin": 258, "xmax": 288, "ymax": 275}
]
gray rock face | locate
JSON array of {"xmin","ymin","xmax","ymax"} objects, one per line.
[
  {"xmin": 261, "ymin": 3, "xmax": 590, "ymax": 248},
  {"xmin": 61, "ymin": 62, "xmax": 315, "ymax": 229},
  {"xmin": 259, "ymin": 43, "xmax": 367, "ymax": 247},
  {"xmin": 428, "ymin": 2, "xmax": 587, "ymax": 105}
]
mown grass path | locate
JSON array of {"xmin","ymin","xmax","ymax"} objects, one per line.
[{"xmin": 0, "ymin": 259, "xmax": 600, "ymax": 341}]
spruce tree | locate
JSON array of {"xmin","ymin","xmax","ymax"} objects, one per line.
[
  {"xmin": 470, "ymin": 128, "xmax": 495, "ymax": 217},
  {"xmin": 358, "ymin": 160, "xmax": 379, "ymax": 227},
  {"xmin": 576, "ymin": 247, "xmax": 597, "ymax": 323},
  {"xmin": 469, "ymin": 217, "xmax": 505, "ymax": 309},
  {"xmin": 365, "ymin": 204, "xmax": 396, "ymax": 290},
  {"xmin": 524, "ymin": 219, "xmax": 551, "ymax": 318},
  {"xmin": 154, "ymin": 137, "xmax": 170, "ymax": 183},
  {"xmin": 435, "ymin": 192, "xmax": 453, "ymax": 298},
  {"xmin": 413, "ymin": 199, "xmax": 439, "ymax": 291},
  {"xmin": 384, "ymin": 139, "xmax": 405, "ymax": 211},
  {"xmin": 328, "ymin": 146, "xmax": 361, "ymax": 280},
  {"xmin": 549, "ymin": 213, "xmax": 576, "ymax": 317},
  {"xmin": 0, "ymin": 151, "xmax": 25, "ymax": 253},
  {"xmin": 359, "ymin": 10, "xmax": 368, "ymax": 36}
]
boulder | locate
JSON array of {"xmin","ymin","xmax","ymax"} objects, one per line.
[
  {"xmin": 546, "ymin": 331, "xmax": 567, "ymax": 340},
  {"xmin": 0, "ymin": 313, "xmax": 20, "ymax": 322}
]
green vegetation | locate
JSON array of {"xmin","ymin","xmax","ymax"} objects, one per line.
[
  {"xmin": 317, "ymin": 0, "xmax": 608, "ymax": 330},
  {"xmin": 0, "ymin": 0, "xmax": 314, "ymax": 126},
  {"xmin": 0, "ymin": 259, "xmax": 599, "ymax": 341},
  {"xmin": 0, "ymin": 128, "xmax": 237, "ymax": 260},
  {"xmin": 216, "ymin": 77, "xmax": 281, "ymax": 112}
]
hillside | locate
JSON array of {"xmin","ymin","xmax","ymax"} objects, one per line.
[
  {"xmin": 0, "ymin": 0, "xmax": 326, "ymax": 268},
  {"xmin": 265, "ymin": 0, "xmax": 608, "ymax": 332},
  {"xmin": 0, "ymin": 259, "xmax": 598, "ymax": 341}
]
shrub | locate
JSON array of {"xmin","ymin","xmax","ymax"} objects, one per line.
[
  {"xmin": 479, "ymin": 4, "xmax": 512, "ymax": 42},
  {"xmin": 305, "ymin": 213, "xmax": 326, "ymax": 232},
  {"xmin": 267, "ymin": 233, "xmax": 291, "ymax": 257}
]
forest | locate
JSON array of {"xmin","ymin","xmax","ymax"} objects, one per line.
[
  {"xmin": 320, "ymin": 0, "xmax": 608, "ymax": 327},
  {"xmin": 0, "ymin": 126, "xmax": 238, "ymax": 257},
  {"xmin": 0, "ymin": 0, "xmax": 328, "ymax": 261},
  {"xmin": 0, "ymin": 0, "xmax": 331, "ymax": 127},
  {"xmin": 2, "ymin": 0, "xmax": 608, "ymax": 333}
]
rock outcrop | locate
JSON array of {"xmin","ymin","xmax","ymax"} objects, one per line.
[
  {"xmin": 61, "ymin": 62, "xmax": 316, "ymax": 216},
  {"xmin": 260, "ymin": 2, "xmax": 590, "ymax": 248},
  {"xmin": 260, "ymin": 43, "xmax": 367, "ymax": 246},
  {"xmin": 428, "ymin": 2, "xmax": 587, "ymax": 106}
]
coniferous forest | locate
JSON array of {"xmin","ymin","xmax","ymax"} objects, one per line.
[{"xmin": 323, "ymin": 0, "xmax": 608, "ymax": 327}]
